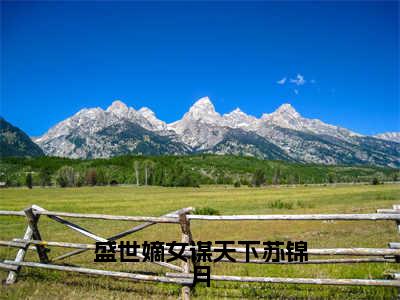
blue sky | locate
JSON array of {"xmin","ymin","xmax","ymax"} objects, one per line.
[{"xmin": 1, "ymin": 1, "xmax": 399, "ymax": 136}]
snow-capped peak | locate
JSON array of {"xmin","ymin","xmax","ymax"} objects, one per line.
[
  {"xmin": 258, "ymin": 103, "xmax": 359, "ymax": 140},
  {"xmin": 189, "ymin": 96, "xmax": 215, "ymax": 112},
  {"xmin": 222, "ymin": 108, "xmax": 257, "ymax": 129},
  {"xmin": 374, "ymin": 132, "xmax": 400, "ymax": 143},
  {"xmin": 273, "ymin": 103, "xmax": 300, "ymax": 118},
  {"xmin": 193, "ymin": 96, "xmax": 213, "ymax": 106},
  {"xmin": 138, "ymin": 106, "xmax": 155, "ymax": 116},
  {"xmin": 76, "ymin": 107, "xmax": 103, "ymax": 117},
  {"xmin": 184, "ymin": 96, "xmax": 221, "ymax": 123},
  {"xmin": 106, "ymin": 100, "xmax": 131, "ymax": 116},
  {"xmin": 260, "ymin": 103, "xmax": 302, "ymax": 130},
  {"xmin": 166, "ymin": 96, "xmax": 223, "ymax": 148},
  {"xmin": 228, "ymin": 108, "xmax": 244, "ymax": 115},
  {"xmin": 138, "ymin": 107, "xmax": 167, "ymax": 131}
]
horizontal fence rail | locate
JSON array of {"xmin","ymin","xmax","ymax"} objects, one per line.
[
  {"xmin": 187, "ymin": 214, "xmax": 400, "ymax": 221},
  {"xmin": 0, "ymin": 204, "xmax": 400, "ymax": 299},
  {"xmin": 3, "ymin": 260, "xmax": 192, "ymax": 285},
  {"xmin": 0, "ymin": 210, "xmax": 180, "ymax": 223},
  {"xmin": 1, "ymin": 239, "xmax": 399, "ymax": 257},
  {"xmin": 166, "ymin": 272, "xmax": 400, "ymax": 287},
  {"xmin": 0, "ymin": 211, "xmax": 25, "ymax": 216},
  {"xmin": 3, "ymin": 210, "xmax": 400, "ymax": 221}
]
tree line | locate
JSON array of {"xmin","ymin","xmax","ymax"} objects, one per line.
[{"xmin": 1, "ymin": 154, "xmax": 398, "ymax": 188}]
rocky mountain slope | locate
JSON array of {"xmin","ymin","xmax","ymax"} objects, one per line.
[
  {"xmin": 34, "ymin": 101, "xmax": 185, "ymax": 159},
  {"xmin": 374, "ymin": 132, "xmax": 400, "ymax": 143},
  {"xmin": 33, "ymin": 97, "xmax": 399, "ymax": 167},
  {"xmin": 0, "ymin": 117, "xmax": 44, "ymax": 158}
]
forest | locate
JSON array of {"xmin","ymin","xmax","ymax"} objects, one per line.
[{"xmin": 0, "ymin": 155, "xmax": 398, "ymax": 188}]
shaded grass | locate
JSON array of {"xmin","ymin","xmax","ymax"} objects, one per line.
[
  {"xmin": 267, "ymin": 199, "xmax": 294, "ymax": 209},
  {"xmin": 0, "ymin": 184, "xmax": 399, "ymax": 299}
]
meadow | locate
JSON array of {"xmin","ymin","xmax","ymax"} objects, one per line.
[{"xmin": 0, "ymin": 183, "xmax": 399, "ymax": 299}]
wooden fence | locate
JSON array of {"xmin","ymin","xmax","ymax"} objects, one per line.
[{"xmin": 1, "ymin": 204, "xmax": 400, "ymax": 299}]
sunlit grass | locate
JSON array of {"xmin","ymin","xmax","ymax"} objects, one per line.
[{"xmin": 0, "ymin": 184, "xmax": 399, "ymax": 299}]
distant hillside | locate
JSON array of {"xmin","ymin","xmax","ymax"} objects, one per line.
[
  {"xmin": 0, "ymin": 118, "xmax": 44, "ymax": 158},
  {"xmin": 0, "ymin": 154, "xmax": 398, "ymax": 187}
]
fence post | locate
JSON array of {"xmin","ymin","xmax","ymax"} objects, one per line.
[
  {"xmin": 392, "ymin": 205, "xmax": 400, "ymax": 300},
  {"xmin": 5, "ymin": 225, "xmax": 33, "ymax": 284},
  {"xmin": 393, "ymin": 205, "xmax": 400, "ymax": 235},
  {"xmin": 24, "ymin": 207, "xmax": 49, "ymax": 263},
  {"xmin": 179, "ymin": 212, "xmax": 194, "ymax": 300}
]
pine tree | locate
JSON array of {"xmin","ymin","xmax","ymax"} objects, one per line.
[{"xmin": 25, "ymin": 173, "xmax": 33, "ymax": 189}]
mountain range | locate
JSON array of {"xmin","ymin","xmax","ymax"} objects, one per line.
[
  {"xmin": 28, "ymin": 97, "xmax": 399, "ymax": 168},
  {"xmin": 0, "ymin": 118, "xmax": 44, "ymax": 158}
]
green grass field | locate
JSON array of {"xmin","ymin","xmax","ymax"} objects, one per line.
[{"xmin": 0, "ymin": 184, "xmax": 399, "ymax": 299}]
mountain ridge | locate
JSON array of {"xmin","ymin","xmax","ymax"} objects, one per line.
[
  {"xmin": 32, "ymin": 97, "xmax": 399, "ymax": 167},
  {"xmin": 374, "ymin": 132, "xmax": 400, "ymax": 143}
]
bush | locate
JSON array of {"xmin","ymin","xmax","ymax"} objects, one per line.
[
  {"xmin": 393, "ymin": 173, "xmax": 399, "ymax": 182},
  {"xmin": 168, "ymin": 171, "xmax": 200, "ymax": 187},
  {"xmin": 267, "ymin": 200, "xmax": 294, "ymax": 210},
  {"xmin": 241, "ymin": 178, "xmax": 250, "ymax": 186},
  {"xmin": 96, "ymin": 168, "xmax": 108, "ymax": 185},
  {"xmin": 56, "ymin": 166, "xmax": 75, "ymax": 187},
  {"xmin": 85, "ymin": 168, "xmax": 97, "ymax": 186},
  {"xmin": 193, "ymin": 207, "xmax": 220, "ymax": 215},
  {"xmin": 296, "ymin": 200, "xmax": 315, "ymax": 209},
  {"xmin": 75, "ymin": 171, "xmax": 84, "ymax": 187},
  {"xmin": 252, "ymin": 169, "xmax": 265, "ymax": 187},
  {"xmin": 234, "ymin": 181, "xmax": 241, "ymax": 188},
  {"xmin": 371, "ymin": 177, "xmax": 380, "ymax": 185},
  {"xmin": 39, "ymin": 167, "xmax": 52, "ymax": 187}
]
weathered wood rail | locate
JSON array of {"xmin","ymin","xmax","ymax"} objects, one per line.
[{"xmin": 1, "ymin": 204, "xmax": 400, "ymax": 299}]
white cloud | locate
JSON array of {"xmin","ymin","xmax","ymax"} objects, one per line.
[
  {"xmin": 290, "ymin": 74, "xmax": 306, "ymax": 86},
  {"xmin": 277, "ymin": 77, "xmax": 287, "ymax": 85},
  {"xmin": 277, "ymin": 73, "xmax": 314, "ymax": 95}
]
